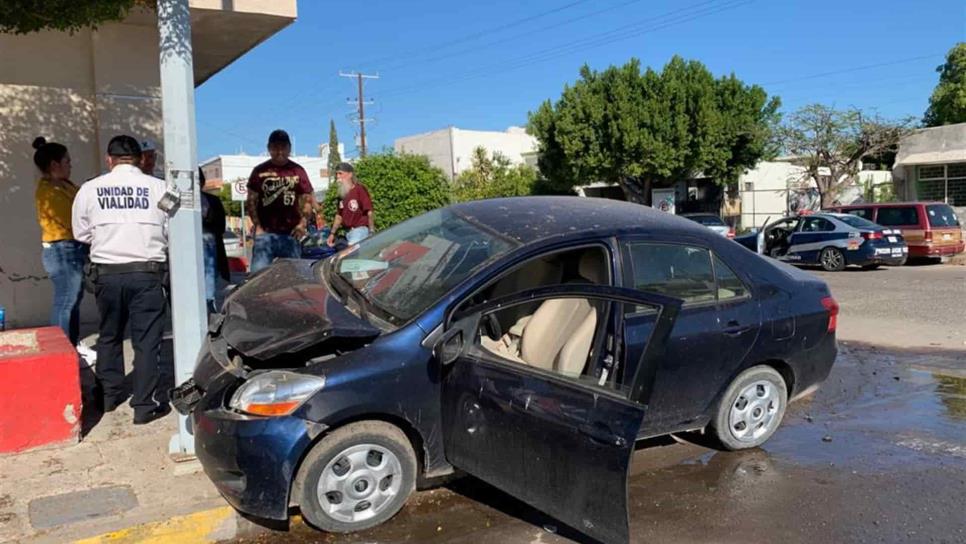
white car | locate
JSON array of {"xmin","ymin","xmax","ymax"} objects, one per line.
[{"xmin": 681, "ymin": 213, "xmax": 735, "ymax": 238}]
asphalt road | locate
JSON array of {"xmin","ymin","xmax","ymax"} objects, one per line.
[
  {"xmin": 235, "ymin": 263, "xmax": 966, "ymax": 544},
  {"xmin": 808, "ymin": 263, "xmax": 966, "ymax": 350}
]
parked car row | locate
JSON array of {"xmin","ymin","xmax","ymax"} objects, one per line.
[{"xmin": 685, "ymin": 202, "xmax": 961, "ymax": 272}]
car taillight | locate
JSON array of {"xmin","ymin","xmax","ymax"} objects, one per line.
[
  {"xmin": 727, "ymin": 228, "xmax": 735, "ymax": 239},
  {"xmin": 924, "ymin": 231, "xmax": 933, "ymax": 242},
  {"xmin": 861, "ymin": 231, "xmax": 882, "ymax": 240},
  {"xmin": 821, "ymin": 296, "xmax": 839, "ymax": 333}
]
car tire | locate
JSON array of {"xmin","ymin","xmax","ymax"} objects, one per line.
[
  {"xmin": 295, "ymin": 421, "xmax": 417, "ymax": 533},
  {"xmin": 819, "ymin": 247, "xmax": 846, "ymax": 271},
  {"xmin": 861, "ymin": 263, "xmax": 880, "ymax": 270},
  {"xmin": 710, "ymin": 365, "xmax": 788, "ymax": 451}
]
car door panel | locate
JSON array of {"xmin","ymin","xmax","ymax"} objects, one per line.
[{"xmin": 440, "ymin": 285, "xmax": 681, "ymax": 544}]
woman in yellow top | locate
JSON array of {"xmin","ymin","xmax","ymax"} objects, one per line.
[{"xmin": 33, "ymin": 137, "xmax": 89, "ymax": 345}]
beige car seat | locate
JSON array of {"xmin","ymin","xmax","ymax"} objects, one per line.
[{"xmin": 483, "ymin": 252, "xmax": 606, "ymax": 378}]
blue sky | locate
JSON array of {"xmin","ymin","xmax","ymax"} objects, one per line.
[{"xmin": 194, "ymin": 0, "xmax": 965, "ymax": 161}]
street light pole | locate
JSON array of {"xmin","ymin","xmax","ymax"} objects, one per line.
[{"xmin": 157, "ymin": 0, "xmax": 206, "ymax": 458}]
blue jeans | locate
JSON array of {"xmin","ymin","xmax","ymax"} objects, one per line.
[
  {"xmin": 203, "ymin": 232, "xmax": 217, "ymax": 306},
  {"xmin": 251, "ymin": 232, "xmax": 300, "ymax": 273},
  {"xmin": 41, "ymin": 241, "xmax": 88, "ymax": 344},
  {"xmin": 347, "ymin": 226, "xmax": 370, "ymax": 245}
]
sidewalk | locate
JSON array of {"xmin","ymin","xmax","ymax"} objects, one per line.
[{"xmin": 0, "ymin": 339, "xmax": 254, "ymax": 543}]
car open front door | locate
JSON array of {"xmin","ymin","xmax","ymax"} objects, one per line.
[{"xmin": 437, "ymin": 285, "xmax": 681, "ymax": 544}]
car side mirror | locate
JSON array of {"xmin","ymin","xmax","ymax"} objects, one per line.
[{"xmin": 435, "ymin": 329, "xmax": 463, "ymax": 366}]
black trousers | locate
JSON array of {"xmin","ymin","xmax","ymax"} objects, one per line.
[{"xmin": 94, "ymin": 271, "xmax": 168, "ymax": 416}]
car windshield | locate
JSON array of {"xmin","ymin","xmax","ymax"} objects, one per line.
[
  {"xmin": 688, "ymin": 215, "xmax": 725, "ymax": 226},
  {"xmin": 330, "ymin": 209, "xmax": 519, "ymax": 324},
  {"xmin": 926, "ymin": 204, "xmax": 961, "ymax": 227},
  {"xmin": 836, "ymin": 215, "xmax": 879, "ymax": 229}
]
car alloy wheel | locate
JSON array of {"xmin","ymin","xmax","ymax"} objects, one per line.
[
  {"xmin": 318, "ymin": 443, "xmax": 404, "ymax": 523},
  {"xmin": 820, "ymin": 247, "xmax": 845, "ymax": 271},
  {"xmin": 728, "ymin": 380, "xmax": 780, "ymax": 443}
]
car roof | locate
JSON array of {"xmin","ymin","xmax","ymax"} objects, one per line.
[
  {"xmin": 448, "ymin": 196, "xmax": 712, "ymax": 244},
  {"xmin": 834, "ymin": 201, "xmax": 946, "ymax": 209}
]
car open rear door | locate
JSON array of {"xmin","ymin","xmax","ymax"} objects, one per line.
[{"xmin": 436, "ymin": 285, "xmax": 681, "ymax": 544}]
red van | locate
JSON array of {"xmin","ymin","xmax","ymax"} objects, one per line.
[{"xmin": 826, "ymin": 202, "xmax": 963, "ymax": 259}]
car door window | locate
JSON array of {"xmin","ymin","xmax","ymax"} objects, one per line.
[
  {"xmin": 845, "ymin": 208, "xmax": 874, "ymax": 220},
  {"xmin": 801, "ymin": 217, "xmax": 835, "ymax": 232},
  {"xmin": 625, "ymin": 243, "xmax": 715, "ymax": 305},
  {"xmin": 713, "ymin": 255, "xmax": 750, "ymax": 300},
  {"xmin": 876, "ymin": 207, "xmax": 919, "ymax": 226}
]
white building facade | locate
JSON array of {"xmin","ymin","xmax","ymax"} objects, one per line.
[{"xmin": 394, "ymin": 126, "xmax": 538, "ymax": 180}]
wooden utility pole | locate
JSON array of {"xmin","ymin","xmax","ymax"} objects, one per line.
[{"xmin": 339, "ymin": 71, "xmax": 378, "ymax": 157}]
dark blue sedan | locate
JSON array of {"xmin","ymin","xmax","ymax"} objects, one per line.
[{"xmin": 173, "ymin": 197, "xmax": 838, "ymax": 544}]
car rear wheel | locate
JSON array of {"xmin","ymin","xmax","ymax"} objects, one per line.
[
  {"xmin": 295, "ymin": 421, "xmax": 417, "ymax": 533},
  {"xmin": 819, "ymin": 247, "xmax": 846, "ymax": 271},
  {"xmin": 711, "ymin": 366, "xmax": 788, "ymax": 451}
]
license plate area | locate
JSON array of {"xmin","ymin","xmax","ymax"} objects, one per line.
[{"xmin": 170, "ymin": 379, "xmax": 204, "ymax": 415}]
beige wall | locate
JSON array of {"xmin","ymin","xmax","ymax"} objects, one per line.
[{"xmin": 0, "ymin": 20, "xmax": 162, "ymax": 329}]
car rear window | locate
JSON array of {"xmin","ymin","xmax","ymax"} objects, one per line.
[
  {"xmin": 687, "ymin": 215, "xmax": 725, "ymax": 226},
  {"xmin": 926, "ymin": 204, "xmax": 961, "ymax": 227},
  {"xmin": 837, "ymin": 215, "xmax": 879, "ymax": 229},
  {"xmin": 875, "ymin": 207, "xmax": 919, "ymax": 227}
]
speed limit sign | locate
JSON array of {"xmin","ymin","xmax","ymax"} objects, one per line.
[{"xmin": 230, "ymin": 178, "xmax": 248, "ymax": 202}]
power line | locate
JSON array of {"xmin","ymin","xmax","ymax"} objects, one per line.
[
  {"xmin": 761, "ymin": 53, "xmax": 941, "ymax": 87},
  {"xmin": 340, "ymin": 71, "xmax": 379, "ymax": 157},
  {"xmin": 376, "ymin": 0, "xmax": 751, "ymax": 100},
  {"xmin": 353, "ymin": 0, "xmax": 593, "ymax": 69}
]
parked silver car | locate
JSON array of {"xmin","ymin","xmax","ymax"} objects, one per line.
[{"xmin": 681, "ymin": 213, "xmax": 734, "ymax": 238}]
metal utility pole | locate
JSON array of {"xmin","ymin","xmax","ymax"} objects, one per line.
[
  {"xmin": 339, "ymin": 71, "xmax": 378, "ymax": 157},
  {"xmin": 157, "ymin": 0, "xmax": 206, "ymax": 459}
]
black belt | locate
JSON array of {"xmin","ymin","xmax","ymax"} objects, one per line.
[{"xmin": 95, "ymin": 261, "xmax": 167, "ymax": 275}]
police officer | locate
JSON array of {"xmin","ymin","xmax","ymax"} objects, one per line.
[{"xmin": 72, "ymin": 135, "xmax": 171, "ymax": 425}]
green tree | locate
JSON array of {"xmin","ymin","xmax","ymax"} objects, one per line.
[
  {"xmin": 778, "ymin": 104, "xmax": 913, "ymax": 208},
  {"xmin": 452, "ymin": 146, "xmax": 538, "ymax": 202},
  {"xmin": 924, "ymin": 43, "xmax": 966, "ymax": 126},
  {"xmin": 218, "ymin": 182, "xmax": 242, "ymax": 216},
  {"xmin": 0, "ymin": 0, "xmax": 152, "ymax": 34},
  {"xmin": 327, "ymin": 119, "xmax": 342, "ymax": 178},
  {"xmin": 527, "ymin": 56, "xmax": 780, "ymax": 203},
  {"xmin": 323, "ymin": 152, "xmax": 450, "ymax": 232}
]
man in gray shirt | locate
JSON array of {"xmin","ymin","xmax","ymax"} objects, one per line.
[{"xmin": 72, "ymin": 135, "xmax": 171, "ymax": 425}]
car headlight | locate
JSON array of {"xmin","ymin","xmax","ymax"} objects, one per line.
[{"xmin": 229, "ymin": 371, "xmax": 326, "ymax": 416}]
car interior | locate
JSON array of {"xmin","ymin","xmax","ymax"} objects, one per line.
[
  {"xmin": 764, "ymin": 217, "xmax": 801, "ymax": 257},
  {"xmin": 469, "ymin": 247, "xmax": 610, "ymax": 380}
]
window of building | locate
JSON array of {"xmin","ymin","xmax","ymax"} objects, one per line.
[
  {"xmin": 743, "ymin": 181, "xmax": 754, "ymax": 191},
  {"xmin": 918, "ymin": 165, "xmax": 946, "ymax": 180}
]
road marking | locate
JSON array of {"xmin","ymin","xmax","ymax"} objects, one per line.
[{"xmin": 73, "ymin": 507, "xmax": 234, "ymax": 544}]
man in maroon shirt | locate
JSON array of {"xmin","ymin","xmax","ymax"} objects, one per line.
[
  {"xmin": 246, "ymin": 129, "xmax": 317, "ymax": 272},
  {"xmin": 327, "ymin": 162, "xmax": 375, "ymax": 247}
]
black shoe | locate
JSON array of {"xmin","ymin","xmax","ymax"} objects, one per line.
[{"xmin": 133, "ymin": 404, "xmax": 172, "ymax": 425}]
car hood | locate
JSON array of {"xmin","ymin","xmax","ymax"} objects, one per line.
[{"xmin": 211, "ymin": 259, "xmax": 380, "ymax": 361}]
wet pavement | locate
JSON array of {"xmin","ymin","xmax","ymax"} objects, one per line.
[{"xmin": 233, "ymin": 342, "xmax": 966, "ymax": 543}]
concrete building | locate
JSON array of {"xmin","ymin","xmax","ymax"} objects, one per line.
[
  {"xmin": 892, "ymin": 123, "xmax": 966, "ymax": 214},
  {"xmin": 394, "ymin": 126, "xmax": 538, "ymax": 180},
  {"xmin": 0, "ymin": 1, "xmax": 297, "ymax": 329}
]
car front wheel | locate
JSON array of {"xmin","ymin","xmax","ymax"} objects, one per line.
[
  {"xmin": 295, "ymin": 421, "xmax": 417, "ymax": 533},
  {"xmin": 819, "ymin": 247, "xmax": 846, "ymax": 271},
  {"xmin": 711, "ymin": 365, "xmax": 788, "ymax": 450}
]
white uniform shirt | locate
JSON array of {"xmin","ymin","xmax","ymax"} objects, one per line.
[{"xmin": 72, "ymin": 164, "xmax": 168, "ymax": 264}]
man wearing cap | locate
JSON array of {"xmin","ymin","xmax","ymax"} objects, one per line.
[
  {"xmin": 139, "ymin": 138, "xmax": 161, "ymax": 177},
  {"xmin": 72, "ymin": 135, "xmax": 171, "ymax": 425},
  {"xmin": 246, "ymin": 129, "xmax": 316, "ymax": 273},
  {"xmin": 327, "ymin": 162, "xmax": 374, "ymax": 247}
]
